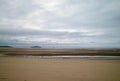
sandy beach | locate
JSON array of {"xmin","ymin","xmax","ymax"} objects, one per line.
[
  {"xmin": 0, "ymin": 48, "xmax": 120, "ymax": 56},
  {"xmin": 0, "ymin": 57, "xmax": 120, "ymax": 81}
]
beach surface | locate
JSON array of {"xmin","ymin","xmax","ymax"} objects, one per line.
[
  {"xmin": 0, "ymin": 57, "xmax": 120, "ymax": 81},
  {"xmin": 0, "ymin": 48, "xmax": 120, "ymax": 56}
]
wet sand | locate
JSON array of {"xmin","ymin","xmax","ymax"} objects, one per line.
[
  {"xmin": 0, "ymin": 57, "xmax": 120, "ymax": 81},
  {"xmin": 0, "ymin": 48, "xmax": 120, "ymax": 56}
]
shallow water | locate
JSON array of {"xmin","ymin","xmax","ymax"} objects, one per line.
[{"xmin": 0, "ymin": 53, "xmax": 120, "ymax": 60}]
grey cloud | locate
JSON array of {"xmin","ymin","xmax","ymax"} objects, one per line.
[
  {"xmin": 0, "ymin": 0, "xmax": 42, "ymax": 19},
  {"xmin": 0, "ymin": 0, "xmax": 120, "ymax": 48},
  {"xmin": 48, "ymin": 0, "xmax": 120, "ymax": 28},
  {"xmin": 0, "ymin": 26, "xmax": 96, "ymax": 38}
]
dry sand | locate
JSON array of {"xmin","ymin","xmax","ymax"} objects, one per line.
[{"xmin": 0, "ymin": 57, "xmax": 120, "ymax": 81}]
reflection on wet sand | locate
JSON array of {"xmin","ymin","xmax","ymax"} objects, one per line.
[{"xmin": 0, "ymin": 54, "xmax": 120, "ymax": 60}]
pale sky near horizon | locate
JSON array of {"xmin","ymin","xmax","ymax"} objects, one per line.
[{"xmin": 0, "ymin": 0, "xmax": 120, "ymax": 48}]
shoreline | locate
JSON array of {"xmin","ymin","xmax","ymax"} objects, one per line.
[{"xmin": 0, "ymin": 54, "xmax": 120, "ymax": 60}]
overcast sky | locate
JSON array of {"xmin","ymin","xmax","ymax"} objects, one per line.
[{"xmin": 0, "ymin": 0, "xmax": 120, "ymax": 48}]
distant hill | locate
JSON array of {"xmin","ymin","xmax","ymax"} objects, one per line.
[
  {"xmin": 31, "ymin": 46, "xmax": 41, "ymax": 48},
  {"xmin": 0, "ymin": 46, "xmax": 13, "ymax": 48}
]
